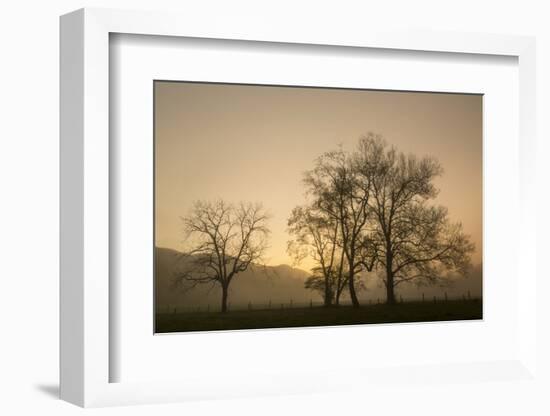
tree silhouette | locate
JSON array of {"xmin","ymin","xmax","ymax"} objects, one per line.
[
  {"xmin": 287, "ymin": 205, "xmax": 346, "ymax": 306},
  {"xmin": 175, "ymin": 200, "xmax": 270, "ymax": 312},
  {"xmin": 300, "ymin": 147, "xmax": 375, "ymax": 307},
  {"xmin": 293, "ymin": 133, "xmax": 474, "ymax": 306},
  {"xmin": 354, "ymin": 133, "xmax": 475, "ymax": 304}
]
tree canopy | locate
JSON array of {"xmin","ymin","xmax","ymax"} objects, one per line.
[{"xmin": 290, "ymin": 133, "xmax": 475, "ymax": 305}]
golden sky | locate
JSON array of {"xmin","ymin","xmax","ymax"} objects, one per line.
[{"xmin": 154, "ymin": 81, "xmax": 482, "ymax": 268}]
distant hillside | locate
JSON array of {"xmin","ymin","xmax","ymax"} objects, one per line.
[
  {"xmin": 155, "ymin": 247, "xmax": 312, "ymax": 312},
  {"xmin": 155, "ymin": 247, "xmax": 482, "ymax": 312}
]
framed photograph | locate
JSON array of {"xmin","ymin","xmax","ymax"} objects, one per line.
[
  {"xmin": 153, "ymin": 81, "xmax": 483, "ymax": 333},
  {"xmin": 60, "ymin": 8, "xmax": 537, "ymax": 408}
]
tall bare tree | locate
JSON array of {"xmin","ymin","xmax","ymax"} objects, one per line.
[
  {"xmin": 287, "ymin": 205, "xmax": 345, "ymax": 306},
  {"xmin": 302, "ymin": 148, "xmax": 374, "ymax": 307},
  {"xmin": 355, "ymin": 133, "xmax": 475, "ymax": 304},
  {"xmin": 175, "ymin": 200, "xmax": 270, "ymax": 312}
]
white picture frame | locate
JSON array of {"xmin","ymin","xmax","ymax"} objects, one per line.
[{"xmin": 60, "ymin": 7, "xmax": 537, "ymax": 408}]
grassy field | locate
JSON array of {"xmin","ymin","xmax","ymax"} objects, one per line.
[{"xmin": 155, "ymin": 299, "xmax": 482, "ymax": 333}]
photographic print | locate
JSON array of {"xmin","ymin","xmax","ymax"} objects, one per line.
[{"xmin": 154, "ymin": 81, "xmax": 482, "ymax": 333}]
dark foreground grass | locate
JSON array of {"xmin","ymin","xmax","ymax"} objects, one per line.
[{"xmin": 156, "ymin": 299, "xmax": 482, "ymax": 333}]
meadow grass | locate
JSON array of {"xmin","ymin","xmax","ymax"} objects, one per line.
[{"xmin": 156, "ymin": 299, "xmax": 482, "ymax": 333}]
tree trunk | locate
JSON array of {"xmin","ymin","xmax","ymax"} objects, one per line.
[
  {"xmin": 221, "ymin": 285, "xmax": 228, "ymax": 313},
  {"xmin": 335, "ymin": 252, "xmax": 345, "ymax": 307},
  {"xmin": 324, "ymin": 275, "xmax": 332, "ymax": 307},
  {"xmin": 385, "ymin": 266, "xmax": 396, "ymax": 305},
  {"xmin": 348, "ymin": 270, "xmax": 360, "ymax": 308},
  {"xmin": 385, "ymin": 243, "xmax": 396, "ymax": 305}
]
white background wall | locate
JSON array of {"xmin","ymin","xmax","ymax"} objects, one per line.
[{"xmin": 0, "ymin": 1, "xmax": 548, "ymax": 415}]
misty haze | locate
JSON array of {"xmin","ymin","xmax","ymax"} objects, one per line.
[{"xmin": 154, "ymin": 81, "xmax": 482, "ymax": 333}]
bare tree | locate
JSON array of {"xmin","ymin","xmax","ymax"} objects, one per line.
[
  {"xmin": 175, "ymin": 200, "xmax": 270, "ymax": 312},
  {"xmin": 287, "ymin": 205, "xmax": 344, "ymax": 306},
  {"xmin": 302, "ymin": 147, "xmax": 374, "ymax": 307},
  {"xmin": 355, "ymin": 133, "xmax": 475, "ymax": 304}
]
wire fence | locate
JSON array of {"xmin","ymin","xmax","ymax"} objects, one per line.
[{"xmin": 159, "ymin": 290, "xmax": 481, "ymax": 314}]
